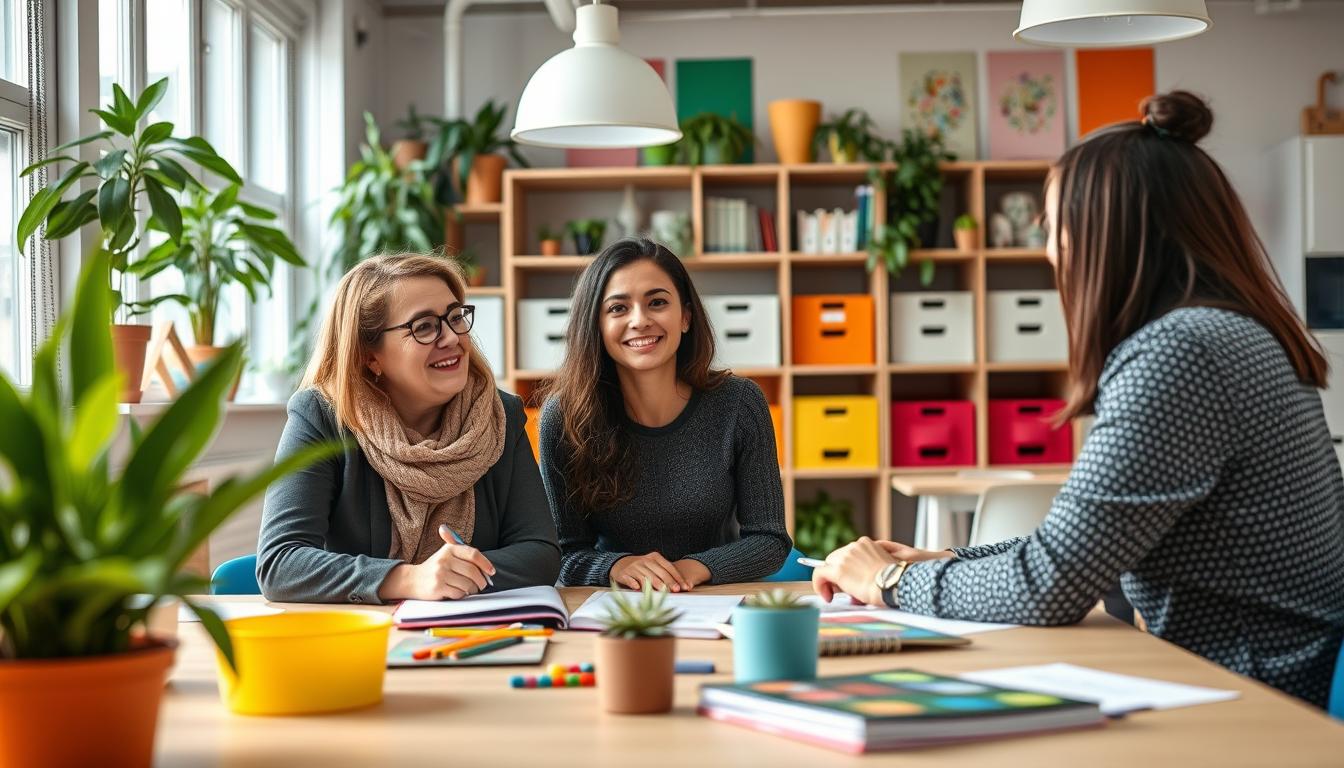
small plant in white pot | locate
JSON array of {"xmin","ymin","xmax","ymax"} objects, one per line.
[
  {"xmin": 594, "ymin": 580, "xmax": 681, "ymax": 714},
  {"xmin": 731, "ymin": 589, "xmax": 820, "ymax": 684}
]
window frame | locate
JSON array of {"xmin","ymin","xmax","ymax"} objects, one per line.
[{"xmin": 1, "ymin": 0, "xmax": 31, "ymax": 385}]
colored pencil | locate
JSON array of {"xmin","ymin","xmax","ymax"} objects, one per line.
[
  {"xmin": 425, "ymin": 628, "xmax": 553, "ymax": 639},
  {"xmin": 449, "ymin": 635, "xmax": 524, "ymax": 660}
]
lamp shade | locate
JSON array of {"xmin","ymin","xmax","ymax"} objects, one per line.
[
  {"xmin": 511, "ymin": 3, "xmax": 681, "ymax": 149},
  {"xmin": 1014, "ymin": 0, "xmax": 1211, "ymax": 47}
]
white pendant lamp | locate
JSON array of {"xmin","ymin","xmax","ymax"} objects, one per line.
[
  {"xmin": 1014, "ymin": 0, "xmax": 1212, "ymax": 47},
  {"xmin": 511, "ymin": 1, "xmax": 681, "ymax": 149}
]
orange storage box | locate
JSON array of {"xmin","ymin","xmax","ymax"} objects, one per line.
[
  {"xmin": 524, "ymin": 406, "xmax": 541, "ymax": 462},
  {"xmin": 791, "ymin": 295, "xmax": 875, "ymax": 365},
  {"xmin": 769, "ymin": 404, "xmax": 784, "ymax": 466}
]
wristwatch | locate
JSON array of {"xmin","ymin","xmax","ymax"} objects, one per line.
[{"xmin": 875, "ymin": 560, "xmax": 910, "ymax": 608}]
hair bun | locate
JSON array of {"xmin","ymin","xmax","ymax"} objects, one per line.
[{"xmin": 1141, "ymin": 90, "xmax": 1213, "ymax": 143}]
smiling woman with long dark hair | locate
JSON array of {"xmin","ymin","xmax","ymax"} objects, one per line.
[
  {"xmin": 539, "ymin": 238, "xmax": 790, "ymax": 590},
  {"xmin": 811, "ymin": 92, "xmax": 1344, "ymax": 708}
]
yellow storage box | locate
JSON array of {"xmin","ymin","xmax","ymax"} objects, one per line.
[{"xmin": 793, "ymin": 395, "xmax": 879, "ymax": 469}]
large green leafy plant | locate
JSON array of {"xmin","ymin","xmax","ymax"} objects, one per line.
[
  {"xmin": 331, "ymin": 112, "xmax": 445, "ymax": 275},
  {"xmin": 16, "ymin": 78, "xmax": 241, "ymax": 318},
  {"xmin": 793, "ymin": 490, "xmax": 860, "ymax": 560},
  {"xmin": 129, "ymin": 183, "xmax": 305, "ymax": 347},
  {"xmin": 866, "ymin": 128, "xmax": 956, "ymax": 286},
  {"xmin": 813, "ymin": 108, "xmax": 890, "ymax": 163},
  {"xmin": 0, "ymin": 247, "xmax": 338, "ymax": 668},
  {"xmin": 428, "ymin": 100, "xmax": 529, "ymax": 204}
]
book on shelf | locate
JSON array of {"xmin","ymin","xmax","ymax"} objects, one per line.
[
  {"xmin": 698, "ymin": 668, "xmax": 1106, "ymax": 754},
  {"xmin": 704, "ymin": 196, "xmax": 774, "ymax": 254}
]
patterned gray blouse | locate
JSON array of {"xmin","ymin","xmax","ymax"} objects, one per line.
[{"xmin": 897, "ymin": 307, "xmax": 1344, "ymax": 707}]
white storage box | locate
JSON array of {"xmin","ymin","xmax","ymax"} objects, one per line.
[
  {"xmin": 471, "ymin": 296, "xmax": 505, "ymax": 378},
  {"xmin": 517, "ymin": 298, "xmax": 571, "ymax": 371},
  {"xmin": 987, "ymin": 290, "xmax": 1068, "ymax": 363},
  {"xmin": 702, "ymin": 295, "xmax": 781, "ymax": 368},
  {"xmin": 889, "ymin": 291, "xmax": 974, "ymax": 364}
]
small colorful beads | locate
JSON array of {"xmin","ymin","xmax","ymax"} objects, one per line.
[
  {"xmin": 579, "ymin": 672, "xmax": 596, "ymax": 686},
  {"xmin": 509, "ymin": 672, "xmax": 597, "ymax": 689}
]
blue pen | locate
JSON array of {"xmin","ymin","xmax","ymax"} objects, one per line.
[{"xmin": 440, "ymin": 524, "xmax": 495, "ymax": 588}]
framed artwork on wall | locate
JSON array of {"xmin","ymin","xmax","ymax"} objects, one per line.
[
  {"xmin": 987, "ymin": 51, "xmax": 1066, "ymax": 160},
  {"xmin": 900, "ymin": 51, "xmax": 979, "ymax": 160}
]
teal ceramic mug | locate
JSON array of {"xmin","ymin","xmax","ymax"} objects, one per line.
[{"xmin": 730, "ymin": 604, "xmax": 820, "ymax": 684}]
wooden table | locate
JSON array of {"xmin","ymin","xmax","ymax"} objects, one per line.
[
  {"xmin": 890, "ymin": 471, "xmax": 1071, "ymax": 550},
  {"xmin": 157, "ymin": 584, "xmax": 1344, "ymax": 766}
]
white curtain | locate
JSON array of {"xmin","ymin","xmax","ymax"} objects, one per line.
[{"xmin": 25, "ymin": 0, "xmax": 55, "ymax": 359}]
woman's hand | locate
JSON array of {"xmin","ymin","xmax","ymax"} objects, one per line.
[
  {"xmin": 610, "ymin": 552, "xmax": 692, "ymax": 592},
  {"xmin": 672, "ymin": 559, "xmax": 712, "ymax": 590},
  {"xmin": 378, "ymin": 528, "xmax": 496, "ymax": 601},
  {"xmin": 810, "ymin": 538, "xmax": 953, "ymax": 606}
]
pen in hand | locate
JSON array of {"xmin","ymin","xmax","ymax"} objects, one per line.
[{"xmin": 440, "ymin": 523, "xmax": 495, "ymax": 588}]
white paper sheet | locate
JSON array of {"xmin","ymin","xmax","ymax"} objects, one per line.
[
  {"xmin": 864, "ymin": 608, "xmax": 1020, "ymax": 635},
  {"xmin": 179, "ymin": 602, "xmax": 283, "ymax": 622},
  {"xmin": 569, "ymin": 591, "xmax": 744, "ymax": 638},
  {"xmin": 392, "ymin": 585, "xmax": 568, "ymax": 624},
  {"xmin": 960, "ymin": 663, "xmax": 1240, "ymax": 716}
]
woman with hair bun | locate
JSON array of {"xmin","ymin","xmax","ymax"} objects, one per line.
[{"xmin": 812, "ymin": 92, "xmax": 1344, "ymax": 708}]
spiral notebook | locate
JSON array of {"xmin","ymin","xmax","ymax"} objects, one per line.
[{"xmin": 816, "ymin": 613, "xmax": 970, "ymax": 655}]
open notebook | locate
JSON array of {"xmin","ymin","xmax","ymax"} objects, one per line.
[
  {"xmin": 568, "ymin": 591, "xmax": 743, "ymax": 639},
  {"xmin": 392, "ymin": 586, "xmax": 570, "ymax": 629}
]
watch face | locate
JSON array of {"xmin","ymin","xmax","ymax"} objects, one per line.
[{"xmin": 878, "ymin": 563, "xmax": 902, "ymax": 590}]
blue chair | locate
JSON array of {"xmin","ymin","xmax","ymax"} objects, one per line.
[
  {"xmin": 1330, "ymin": 636, "xmax": 1344, "ymax": 721},
  {"xmin": 764, "ymin": 547, "xmax": 812, "ymax": 582},
  {"xmin": 211, "ymin": 554, "xmax": 261, "ymax": 595}
]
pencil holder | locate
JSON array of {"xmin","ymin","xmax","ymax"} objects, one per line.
[{"xmin": 731, "ymin": 604, "xmax": 820, "ymax": 684}]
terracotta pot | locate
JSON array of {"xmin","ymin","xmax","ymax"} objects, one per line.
[
  {"xmin": 186, "ymin": 345, "xmax": 242, "ymax": 401},
  {"xmin": 111, "ymin": 323, "xmax": 152, "ymax": 403},
  {"xmin": 391, "ymin": 139, "xmax": 428, "ymax": 170},
  {"xmin": 594, "ymin": 634, "xmax": 675, "ymax": 714},
  {"xmin": 468, "ymin": 267, "xmax": 487, "ymax": 287},
  {"xmin": 540, "ymin": 239, "xmax": 562, "ymax": 257},
  {"xmin": 954, "ymin": 227, "xmax": 978, "ymax": 253},
  {"xmin": 768, "ymin": 99, "xmax": 821, "ymax": 164},
  {"xmin": 463, "ymin": 154, "xmax": 507, "ymax": 205},
  {"xmin": 0, "ymin": 639, "xmax": 175, "ymax": 768}
]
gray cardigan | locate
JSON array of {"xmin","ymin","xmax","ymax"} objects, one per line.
[{"xmin": 256, "ymin": 387, "xmax": 561, "ymax": 604}]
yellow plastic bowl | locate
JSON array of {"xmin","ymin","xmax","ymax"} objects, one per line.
[{"xmin": 213, "ymin": 611, "xmax": 392, "ymax": 715}]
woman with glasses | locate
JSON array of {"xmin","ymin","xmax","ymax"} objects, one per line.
[
  {"xmin": 539, "ymin": 238, "xmax": 790, "ymax": 591},
  {"xmin": 257, "ymin": 253, "xmax": 560, "ymax": 603}
]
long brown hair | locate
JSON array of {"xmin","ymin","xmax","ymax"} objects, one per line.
[
  {"xmin": 1052, "ymin": 90, "xmax": 1326, "ymax": 421},
  {"xmin": 301, "ymin": 252, "xmax": 493, "ymax": 434},
  {"xmin": 545, "ymin": 238, "xmax": 728, "ymax": 513}
]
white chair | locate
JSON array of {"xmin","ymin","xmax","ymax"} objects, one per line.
[{"xmin": 967, "ymin": 483, "xmax": 1063, "ymax": 547}]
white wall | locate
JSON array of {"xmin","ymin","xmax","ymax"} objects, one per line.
[{"xmin": 370, "ymin": 1, "xmax": 1344, "ymax": 235}]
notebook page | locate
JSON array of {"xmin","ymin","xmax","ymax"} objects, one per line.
[
  {"xmin": 569, "ymin": 591, "xmax": 744, "ymax": 636},
  {"xmin": 393, "ymin": 585, "xmax": 567, "ymax": 622}
]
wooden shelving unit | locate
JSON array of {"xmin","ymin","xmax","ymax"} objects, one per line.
[{"xmin": 454, "ymin": 161, "xmax": 1075, "ymax": 541}]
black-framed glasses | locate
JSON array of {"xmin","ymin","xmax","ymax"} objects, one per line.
[{"xmin": 379, "ymin": 305, "xmax": 475, "ymax": 345}]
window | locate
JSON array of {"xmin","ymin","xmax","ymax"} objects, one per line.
[
  {"xmin": 0, "ymin": 1, "xmax": 28, "ymax": 384},
  {"xmin": 98, "ymin": 0, "xmax": 299, "ymax": 384}
]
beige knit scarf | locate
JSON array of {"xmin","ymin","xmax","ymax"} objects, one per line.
[{"xmin": 353, "ymin": 368, "xmax": 505, "ymax": 564}]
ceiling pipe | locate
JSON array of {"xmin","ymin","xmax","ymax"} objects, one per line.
[{"xmin": 444, "ymin": 0, "xmax": 577, "ymax": 119}]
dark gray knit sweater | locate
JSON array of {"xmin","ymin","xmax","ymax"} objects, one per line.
[
  {"xmin": 539, "ymin": 375, "xmax": 791, "ymax": 586},
  {"xmin": 898, "ymin": 307, "xmax": 1344, "ymax": 707}
]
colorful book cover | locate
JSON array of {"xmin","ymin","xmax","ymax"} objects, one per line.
[
  {"xmin": 699, "ymin": 669, "xmax": 1104, "ymax": 753},
  {"xmin": 987, "ymin": 51, "xmax": 1066, "ymax": 160},
  {"xmin": 1075, "ymin": 48, "xmax": 1155, "ymax": 138}
]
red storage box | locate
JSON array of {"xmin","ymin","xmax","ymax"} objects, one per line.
[
  {"xmin": 988, "ymin": 399, "xmax": 1072, "ymax": 465},
  {"xmin": 890, "ymin": 401, "xmax": 976, "ymax": 467}
]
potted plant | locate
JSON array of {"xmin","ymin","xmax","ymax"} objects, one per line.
[
  {"xmin": 17, "ymin": 78, "xmax": 241, "ymax": 403},
  {"xmin": 457, "ymin": 247, "xmax": 486, "ymax": 287},
  {"xmin": 0, "ymin": 247, "xmax": 338, "ymax": 767},
  {"xmin": 392, "ymin": 103, "xmax": 432, "ymax": 170},
  {"xmin": 640, "ymin": 139, "xmax": 683, "ymax": 167},
  {"xmin": 566, "ymin": 218, "xmax": 607, "ymax": 256},
  {"xmin": 679, "ymin": 112, "xmax": 756, "ymax": 166},
  {"xmin": 865, "ymin": 128, "xmax": 956, "ymax": 286},
  {"xmin": 793, "ymin": 489, "xmax": 860, "ymax": 560},
  {"xmin": 813, "ymin": 108, "xmax": 891, "ymax": 164},
  {"xmin": 954, "ymin": 213, "xmax": 978, "ymax": 253},
  {"xmin": 731, "ymin": 589, "xmax": 820, "ymax": 684},
  {"xmin": 538, "ymin": 224, "xmax": 563, "ymax": 257},
  {"xmin": 767, "ymin": 99, "xmax": 822, "ymax": 164},
  {"xmin": 331, "ymin": 113, "xmax": 445, "ymax": 275},
  {"xmin": 594, "ymin": 581, "xmax": 681, "ymax": 714},
  {"xmin": 128, "ymin": 182, "xmax": 305, "ymax": 400},
  {"xmin": 429, "ymin": 100, "xmax": 530, "ymax": 205}
]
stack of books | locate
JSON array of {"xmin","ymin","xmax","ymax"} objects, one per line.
[
  {"xmin": 703, "ymin": 197, "xmax": 778, "ymax": 253},
  {"xmin": 794, "ymin": 184, "xmax": 877, "ymax": 254}
]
